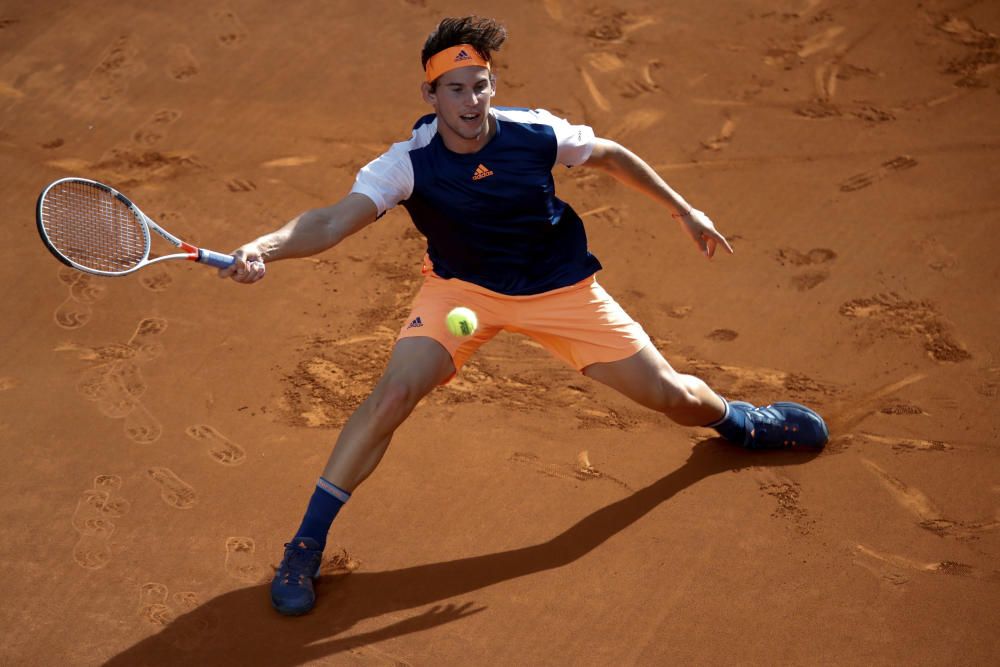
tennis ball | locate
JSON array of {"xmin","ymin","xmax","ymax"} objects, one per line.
[{"xmin": 445, "ymin": 307, "xmax": 478, "ymax": 337}]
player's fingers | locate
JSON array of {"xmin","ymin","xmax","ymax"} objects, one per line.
[
  {"xmin": 235, "ymin": 259, "xmax": 251, "ymax": 280},
  {"xmin": 221, "ymin": 249, "xmax": 247, "ymax": 280},
  {"xmin": 247, "ymin": 259, "xmax": 266, "ymax": 282},
  {"xmin": 230, "ymin": 255, "xmax": 263, "ymax": 283},
  {"xmin": 218, "ymin": 254, "xmax": 240, "ymax": 279},
  {"xmin": 705, "ymin": 236, "xmax": 717, "ymax": 258},
  {"xmin": 713, "ymin": 229, "xmax": 735, "ymax": 255}
]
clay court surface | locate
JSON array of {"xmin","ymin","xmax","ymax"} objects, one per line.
[{"xmin": 2, "ymin": 0, "xmax": 998, "ymax": 664}]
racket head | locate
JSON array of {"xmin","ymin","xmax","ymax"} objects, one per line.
[{"xmin": 36, "ymin": 177, "xmax": 151, "ymax": 276}]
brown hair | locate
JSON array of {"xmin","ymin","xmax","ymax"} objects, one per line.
[{"xmin": 421, "ymin": 16, "xmax": 506, "ymax": 86}]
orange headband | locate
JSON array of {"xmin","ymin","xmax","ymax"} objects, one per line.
[{"xmin": 424, "ymin": 44, "xmax": 490, "ymax": 83}]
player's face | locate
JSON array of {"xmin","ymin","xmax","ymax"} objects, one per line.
[{"xmin": 423, "ymin": 66, "xmax": 496, "ymax": 152}]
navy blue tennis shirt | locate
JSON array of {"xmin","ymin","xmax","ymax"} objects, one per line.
[{"xmin": 351, "ymin": 107, "xmax": 603, "ymax": 295}]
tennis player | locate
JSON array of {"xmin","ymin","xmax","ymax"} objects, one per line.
[{"xmin": 221, "ymin": 17, "xmax": 829, "ymax": 616}]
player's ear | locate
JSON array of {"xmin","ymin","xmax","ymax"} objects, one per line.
[
  {"xmin": 421, "ymin": 81, "xmax": 436, "ymax": 105},
  {"xmin": 489, "ymin": 73, "xmax": 497, "ymax": 98}
]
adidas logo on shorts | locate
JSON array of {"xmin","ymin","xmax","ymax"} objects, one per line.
[{"xmin": 406, "ymin": 316, "xmax": 423, "ymax": 329}]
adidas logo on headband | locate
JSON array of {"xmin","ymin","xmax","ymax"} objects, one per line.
[{"xmin": 425, "ymin": 43, "xmax": 491, "ymax": 83}]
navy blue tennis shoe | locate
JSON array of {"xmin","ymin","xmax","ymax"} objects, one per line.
[
  {"xmin": 271, "ymin": 537, "xmax": 323, "ymax": 616},
  {"xmin": 727, "ymin": 401, "xmax": 829, "ymax": 450}
]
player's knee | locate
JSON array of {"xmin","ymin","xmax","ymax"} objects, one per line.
[{"xmin": 368, "ymin": 378, "xmax": 422, "ymax": 424}]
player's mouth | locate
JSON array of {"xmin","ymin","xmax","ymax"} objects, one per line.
[{"xmin": 459, "ymin": 112, "xmax": 481, "ymax": 124}]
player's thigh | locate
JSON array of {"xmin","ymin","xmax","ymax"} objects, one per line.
[
  {"xmin": 582, "ymin": 343, "xmax": 685, "ymax": 411},
  {"xmin": 512, "ymin": 277, "xmax": 650, "ymax": 370}
]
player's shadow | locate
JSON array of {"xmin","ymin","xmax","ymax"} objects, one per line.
[{"xmin": 104, "ymin": 439, "xmax": 818, "ymax": 666}]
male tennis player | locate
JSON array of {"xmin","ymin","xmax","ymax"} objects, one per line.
[{"xmin": 222, "ymin": 17, "xmax": 829, "ymax": 616}]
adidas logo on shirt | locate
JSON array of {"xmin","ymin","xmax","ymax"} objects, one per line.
[
  {"xmin": 406, "ymin": 316, "xmax": 423, "ymax": 329},
  {"xmin": 472, "ymin": 163, "xmax": 494, "ymax": 180}
]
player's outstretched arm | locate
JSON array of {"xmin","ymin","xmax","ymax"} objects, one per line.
[
  {"xmin": 220, "ymin": 193, "xmax": 378, "ymax": 283},
  {"xmin": 585, "ymin": 138, "xmax": 734, "ymax": 259}
]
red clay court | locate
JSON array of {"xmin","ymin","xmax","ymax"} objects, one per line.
[{"xmin": 1, "ymin": 1, "xmax": 998, "ymax": 664}]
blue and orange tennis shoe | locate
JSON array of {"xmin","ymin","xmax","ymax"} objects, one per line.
[
  {"xmin": 717, "ymin": 401, "xmax": 829, "ymax": 450},
  {"xmin": 271, "ymin": 537, "xmax": 323, "ymax": 616}
]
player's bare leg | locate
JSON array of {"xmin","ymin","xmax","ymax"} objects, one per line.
[
  {"xmin": 271, "ymin": 336, "xmax": 454, "ymax": 616},
  {"xmin": 583, "ymin": 343, "xmax": 725, "ymax": 426},
  {"xmin": 322, "ymin": 336, "xmax": 456, "ymax": 490},
  {"xmin": 583, "ymin": 343, "xmax": 828, "ymax": 449}
]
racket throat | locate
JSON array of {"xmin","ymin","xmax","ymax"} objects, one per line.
[{"xmin": 180, "ymin": 241, "xmax": 199, "ymax": 261}]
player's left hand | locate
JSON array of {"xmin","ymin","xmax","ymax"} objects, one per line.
[{"xmin": 673, "ymin": 208, "xmax": 734, "ymax": 259}]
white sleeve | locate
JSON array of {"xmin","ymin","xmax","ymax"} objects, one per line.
[
  {"xmin": 349, "ymin": 141, "xmax": 414, "ymax": 216},
  {"xmin": 533, "ymin": 108, "xmax": 596, "ymax": 167}
]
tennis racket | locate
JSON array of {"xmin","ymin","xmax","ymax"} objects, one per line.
[{"xmin": 36, "ymin": 177, "xmax": 235, "ymax": 276}]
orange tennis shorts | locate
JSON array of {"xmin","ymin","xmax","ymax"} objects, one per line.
[{"xmin": 398, "ymin": 269, "xmax": 651, "ymax": 379}]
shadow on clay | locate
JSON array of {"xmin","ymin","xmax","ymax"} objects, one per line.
[{"xmin": 104, "ymin": 438, "xmax": 818, "ymax": 666}]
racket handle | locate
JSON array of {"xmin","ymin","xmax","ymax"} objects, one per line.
[{"xmin": 198, "ymin": 248, "xmax": 236, "ymax": 269}]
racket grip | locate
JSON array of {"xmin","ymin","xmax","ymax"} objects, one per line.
[{"xmin": 198, "ymin": 248, "xmax": 236, "ymax": 269}]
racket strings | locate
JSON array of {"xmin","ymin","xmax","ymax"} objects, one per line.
[{"xmin": 40, "ymin": 181, "xmax": 148, "ymax": 273}]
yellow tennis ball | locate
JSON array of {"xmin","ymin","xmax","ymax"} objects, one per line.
[{"xmin": 445, "ymin": 307, "xmax": 478, "ymax": 337}]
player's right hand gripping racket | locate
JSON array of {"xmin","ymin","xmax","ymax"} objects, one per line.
[{"xmin": 36, "ymin": 177, "xmax": 235, "ymax": 276}]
